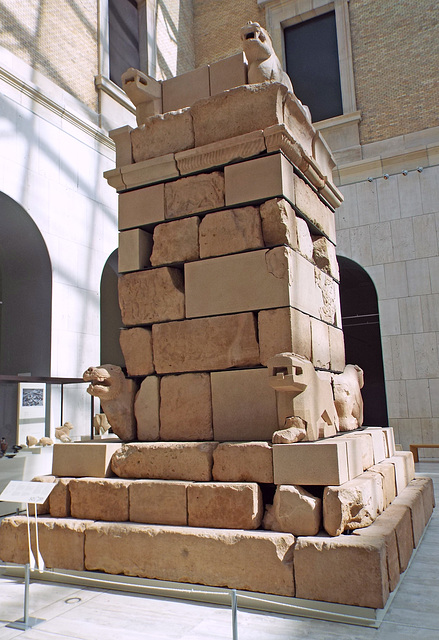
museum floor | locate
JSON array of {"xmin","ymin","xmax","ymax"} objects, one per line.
[{"xmin": 1, "ymin": 462, "xmax": 438, "ymax": 640}]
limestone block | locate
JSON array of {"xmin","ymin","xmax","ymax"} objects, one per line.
[
  {"xmin": 199, "ymin": 206, "xmax": 263, "ymax": 258},
  {"xmin": 162, "ymin": 65, "xmax": 210, "ymax": 113},
  {"xmin": 282, "ymin": 93, "xmax": 315, "ymax": 156},
  {"xmin": 409, "ymin": 476, "xmax": 435, "ymax": 523},
  {"xmin": 150, "ymin": 217, "xmax": 200, "ymax": 266},
  {"xmin": 109, "ymin": 125, "xmax": 133, "ymax": 167},
  {"xmin": 49, "ymin": 478, "xmax": 72, "ymax": 517},
  {"xmin": 69, "ymin": 478, "xmax": 131, "ymax": 521},
  {"xmin": 30, "ymin": 475, "xmax": 55, "ymax": 514},
  {"xmin": 111, "ymin": 442, "xmax": 218, "ymax": 481},
  {"xmin": 211, "ymin": 368, "xmax": 277, "ymax": 441},
  {"xmin": 165, "ymin": 172, "xmax": 224, "ymax": 219},
  {"xmin": 294, "ymin": 535, "xmax": 389, "ymax": 609},
  {"xmin": 209, "ymin": 52, "xmax": 247, "ymax": 95},
  {"xmin": 121, "ymin": 154, "xmax": 179, "ymax": 189},
  {"xmin": 382, "ymin": 426, "xmax": 396, "ymax": 457},
  {"xmin": 310, "ymin": 317, "xmax": 330, "ymax": 369},
  {"xmin": 312, "ymin": 235, "xmax": 339, "ymax": 280},
  {"xmin": 175, "ymin": 131, "xmax": 265, "ymax": 176},
  {"xmin": 295, "ymin": 217, "xmax": 313, "ymax": 260},
  {"xmin": 212, "ymin": 441, "xmax": 273, "ymax": 483},
  {"xmin": 323, "ymin": 471, "xmax": 384, "ymax": 536},
  {"xmin": 392, "ymin": 482, "xmax": 426, "ymax": 547},
  {"xmin": 225, "ymin": 153, "xmax": 295, "ymax": 208},
  {"xmin": 369, "ymin": 461, "xmax": 396, "ymax": 508},
  {"xmin": 152, "ymin": 313, "xmax": 260, "ymax": 374},
  {"xmin": 134, "ymin": 376, "xmax": 160, "ymax": 441},
  {"xmin": 264, "ymin": 485, "xmax": 321, "ymax": 536},
  {"xmin": 0, "ymin": 516, "xmax": 86, "ymax": 571},
  {"xmin": 352, "ymin": 514, "xmax": 400, "ymax": 592},
  {"xmin": 338, "ymin": 433, "xmax": 374, "ymax": 471},
  {"xmin": 273, "ymin": 439, "xmax": 362, "ymax": 486},
  {"xmin": 160, "ymin": 373, "xmax": 213, "ymax": 441},
  {"xmin": 259, "ymin": 198, "xmax": 297, "ymax": 248},
  {"xmin": 118, "ymin": 228, "xmax": 153, "ymax": 273},
  {"xmin": 258, "ymin": 308, "xmax": 311, "ymax": 366},
  {"xmin": 131, "ymin": 108, "xmax": 194, "ymax": 163},
  {"xmin": 328, "ymin": 325, "xmax": 345, "ymax": 372},
  {"xmin": 120, "ymin": 327, "xmax": 154, "ymax": 377},
  {"xmin": 191, "ymin": 82, "xmax": 288, "ymax": 148},
  {"xmin": 129, "ymin": 480, "xmax": 189, "ymax": 525},
  {"xmin": 293, "ymin": 173, "xmax": 336, "ymax": 243},
  {"xmin": 387, "ymin": 452, "xmax": 415, "ymax": 494},
  {"xmin": 314, "ymin": 268, "xmax": 337, "ymax": 324},
  {"xmin": 52, "ymin": 443, "xmax": 122, "ymax": 478},
  {"xmin": 85, "ymin": 522, "xmax": 295, "ymax": 596},
  {"xmin": 118, "ymin": 184, "xmax": 165, "ymax": 230},
  {"xmin": 185, "ymin": 246, "xmax": 319, "ymax": 319},
  {"xmin": 118, "ymin": 267, "xmax": 184, "ymax": 326},
  {"xmin": 382, "ymin": 503, "xmax": 414, "ymax": 572},
  {"xmin": 362, "ymin": 428, "xmax": 387, "ymax": 463},
  {"xmin": 187, "ymin": 482, "xmax": 263, "ymax": 529},
  {"xmin": 333, "ymin": 365, "xmax": 365, "ymax": 431},
  {"xmin": 121, "ymin": 69, "xmax": 162, "ymax": 123}
]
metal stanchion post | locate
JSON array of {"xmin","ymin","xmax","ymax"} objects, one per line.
[
  {"xmin": 231, "ymin": 589, "xmax": 238, "ymax": 640},
  {"xmin": 23, "ymin": 563, "xmax": 30, "ymax": 628}
]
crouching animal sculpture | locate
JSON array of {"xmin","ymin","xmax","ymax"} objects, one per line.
[
  {"xmin": 333, "ymin": 364, "xmax": 364, "ymax": 431},
  {"xmin": 241, "ymin": 22, "xmax": 294, "ymax": 92},
  {"xmin": 83, "ymin": 364, "xmax": 137, "ymax": 441}
]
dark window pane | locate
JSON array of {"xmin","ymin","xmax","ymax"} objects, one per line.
[
  {"xmin": 109, "ymin": 0, "xmax": 140, "ymax": 88},
  {"xmin": 284, "ymin": 12, "xmax": 343, "ymax": 122}
]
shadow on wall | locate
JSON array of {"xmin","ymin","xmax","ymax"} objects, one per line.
[{"xmin": 338, "ymin": 256, "xmax": 388, "ymax": 427}]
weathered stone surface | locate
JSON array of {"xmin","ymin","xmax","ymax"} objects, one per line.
[
  {"xmin": 129, "ymin": 480, "xmax": 189, "ymax": 525},
  {"xmin": 382, "ymin": 426, "xmax": 396, "ymax": 457},
  {"xmin": 273, "ymin": 439, "xmax": 362, "ymax": 486},
  {"xmin": 362, "ymin": 427, "xmax": 387, "ymax": 464},
  {"xmin": 160, "ymin": 373, "xmax": 213, "ymax": 441},
  {"xmin": 314, "ymin": 269, "xmax": 337, "ymax": 325},
  {"xmin": 410, "ymin": 476, "xmax": 435, "ymax": 523},
  {"xmin": 176, "ymin": 131, "xmax": 265, "ymax": 175},
  {"xmin": 162, "ymin": 65, "xmax": 210, "ymax": 113},
  {"xmin": 121, "ymin": 154, "xmax": 179, "ymax": 189},
  {"xmin": 211, "ymin": 368, "xmax": 277, "ymax": 441},
  {"xmin": 212, "ymin": 442, "xmax": 273, "ymax": 483},
  {"xmin": 118, "ymin": 228, "xmax": 153, "ymax": 273},
  {"xmin": 134, "ymin": 376, "xmax": 160, "ymax": 441},
  {"xmin": 264, "ymin": 485, "xmax": 321, "ymax": 536},
  {"xmin": 152, "ymin": 313, "xmax": 260, "ymax": 374},
  {"xmin": 312, "ymin": 235, "xmax": 339, "ymax": 280},
  {"xmin": 165, "ymin": 172, "xmax": 224, "ymax": 219},
  {"xmin": 333, "ymin": 365, "xmax": 365, "ymax": 431},
  {"xmin": 225, "ymin": 153, "xmax": 295, "ymax": 208},
  {"xmin": 310, "ymin": 317, "xmax": 330, "ymax": 369},
  {"xmin": 328, "ymin": 325, "xmax": 346, "ymax": 372},
  {"xmin": 118, "ymin": 267, "xmax": 185, "ymax": 326},
  {"xmin": 191, "ymin": 82, "xmax": 288, "ymax": 148},
  {"xmin": 339, "ymin": 433, "xmax": 374, "ymax": 471},
  {"xmin": 69, "ymin": 478, "xmax": 131, "ymax": 521},
  {"xmin": 323, "ymin": 471, "xmax": 384, "ymax": 536},
  {"xmin": 151, "ymin": 217, "xmax": 200, "ymax": 266},
  {"xmin": 259, "ymin": 198, "xmax": 297, "ymax": 248},
  {"xmin": 392, "ymin": 481, "xmax": 426, "ymax": 547},
  {"xmin": 369, "ymin": 461, "xmax": 396, "ymax": 508},
  {"xmin": 30, "ymin": 475, "xmax": 56, "ymax": 514},
  {"xmin": 258, "ymin": 307, "xmax": 311, "ymax": 366},
  {"xmin": 185, "ymin": 246, "xmax": 319, "ymax": 319},
  {"xmin": 294, "ymin": 534, "xmax": 389, "ymax": 609},
  {"xmin": 199, "ymin": 206, "xmax": 263, "ymax": 258},
  {"xmin": 387, "ymin": 452, "xmax": 415, "ymax": 494},
  {"xmin": 131, "ymin": 108, "xmax": 194, "ymax": 163},
  {"xmin": 187, "ymin": 482, "xmax": 263, "ymax": 529},
  {"xmin": 83, "ymin": 365, "xmax": 137, "ymax": 441},
  {"xmin": 120, "ymin": 327, "xmax": 154, "ymax": 377},
  {"xmin": 111, "ymin": 442, "xmax": 217, "ymax": 481},
  {"xmin": 382, "ymin": 503, "xmax": 414, "ymax": 572},
  {"xmin": 0, "ymin": 516, "xmax": 87, "ymax": 571},
  {"xmin": 352, "ymin": 515, "xmax": 400, "ymax": 592},
  {"xmin": 52, "ymin": 443, "xmax": 122, "ymax": 478},
  {"xmin": 118, "ymin": 183, "xmax": 165, "ymax": 230},
  {"xmin": 293, "ymin": 173, "xmax": 336, "ymax": 243},
  {"xmin": 85, "ymin": 521, "xmax": 295, "ymax": 596},
  {"xmin": 49, "ymin": 478, "xmax": 72, "ymax": 517},
  {"xmin": 296, "ymin": 217, "xmax": 314, "ymax": 260}
]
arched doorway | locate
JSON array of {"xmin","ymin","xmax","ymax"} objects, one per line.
[
  {"xmin": 338, "ymin": 256, "xmax": 388, "ymax": 426},
  {"xmin": 100, "ymin": 249, "xmax": 124, "ymax": 367},
  {"xmin": 0, "ymin": 192, "xmax": 52, "ymax": 376}
]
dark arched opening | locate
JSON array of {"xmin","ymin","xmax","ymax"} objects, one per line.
[
  {"xmin": 338, "ymin": 256, "xmax": 388, "ymax": 426},
  {"xmin": 0, "ymin": 192, "xmax": 52, "ymax": 376},
  {"xmin": 100, "ymin": 249, "xmax": 124, "ymax": 367}
]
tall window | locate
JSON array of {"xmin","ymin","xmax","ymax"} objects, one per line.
[
  {"xmin": 284, "ymin": 11, "xmax": 343, "ymax": 122},
  {"xmin": 109, "ymin": 0, "xmax": 141, "ymax": 87}
]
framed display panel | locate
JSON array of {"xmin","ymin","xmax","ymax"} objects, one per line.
[{"xmin": 17, "ymin": 383, "xmax": 46, "ymax": 445}]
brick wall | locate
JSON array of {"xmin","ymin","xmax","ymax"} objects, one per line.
[
  {"xmin": 350, "ymin": 0, "xmax": 439, "ymax": 144},
  {"xmin": 0, "ymin": 0, "xmax": 98, "ymax": 111},
  {"xmin": 193, "ymin": 0, "xmax": 265, "ymax": 68}
]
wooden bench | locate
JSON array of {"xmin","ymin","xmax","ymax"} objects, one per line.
[{"xmin": 410, "ymin": 444, "xmax": 439, "ymax": 463}]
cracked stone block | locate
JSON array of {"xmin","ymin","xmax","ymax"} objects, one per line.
[
  {"xmin": 134, "ymin": 376, "xmax": 160, "ymax": 441},
  {"xmin": 264, "ymin": 485, "xmax": 322, "ymax": 536},
  {"xmin": 160, "ymin": 373, "xmax": 213, "ymax": 441},
  {"xmin": 120, "ymin": 327, "xmax": 154, "ymax": 377},
  {"xmin": 187, "ymin": 482, "xmax": 263, "ymax": 529},
  {"xmin": 151, "ymin": 217, "xmax": 200, "ymax": 266},
  {"xmin": 199, "ymin": 206, "xmax": 263, "ymax": 258},
  {"xmin": 212, "ymin": 441, "xmax": 273, "ymax": 483}
]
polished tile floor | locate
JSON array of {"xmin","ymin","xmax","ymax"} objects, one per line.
[{"xmin": 1, "ymin": 462, "xmax": 438, "ymax": 640}]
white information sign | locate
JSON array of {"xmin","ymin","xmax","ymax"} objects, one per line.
[{"xmin": 0, "ymin": 481, "xmax": 56, "ymax": 505}]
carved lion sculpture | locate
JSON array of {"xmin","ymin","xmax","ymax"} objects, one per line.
[
  {"xmin": 241, "ymin": 22, "xmax": 294, "ymax": 92},
  {"xmin": 332, "ymin": 364, "xmax": 364, "ymax": 431},
  {"xmin": 55, "ymin": 421, "xmax": 74, "ymax": 442},
  {"xmin": 83, "ymin": 364, "xmax": 137, "ymax": 441}
]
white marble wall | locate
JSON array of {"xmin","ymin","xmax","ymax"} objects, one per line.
[{"xmin": 337, "ymin": 165, "xmax": 439, "ymax": 453}]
